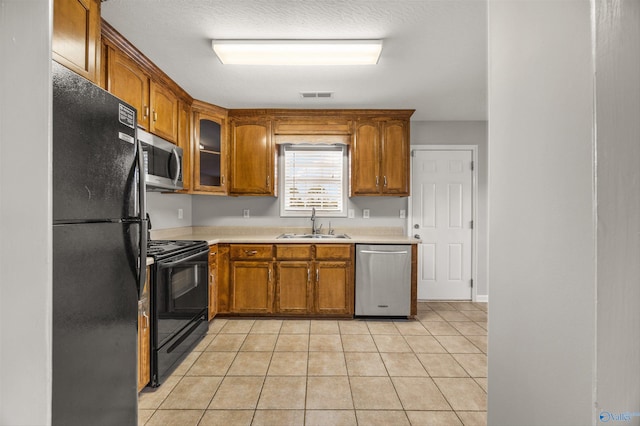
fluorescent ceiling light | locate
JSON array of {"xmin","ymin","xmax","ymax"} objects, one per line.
[{"xmin": 211, "ymin": 39, "xmax": 383, "ymax": 65}]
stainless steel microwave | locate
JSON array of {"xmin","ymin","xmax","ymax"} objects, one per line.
[{"xmin": 137, "ymin": 128, "xmax": 183, "ymax": 191}]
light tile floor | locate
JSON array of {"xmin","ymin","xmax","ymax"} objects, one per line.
[{"xmin": 139, "ymin": 301, "xmax": 487, "ymax": 426}]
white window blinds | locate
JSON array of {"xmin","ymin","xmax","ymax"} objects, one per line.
[{"xmin": 282, "ymin": 145, "xmax": 345, "ymax": 212}]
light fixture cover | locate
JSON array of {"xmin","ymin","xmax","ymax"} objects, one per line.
[{"xmin": 211, "ymin": 39, "xmax": 383, "ymax": 65}]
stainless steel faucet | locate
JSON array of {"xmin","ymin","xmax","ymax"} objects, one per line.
[{"xmin": 311, "ymin": 207, "xmax": 319, "ymax": 234}]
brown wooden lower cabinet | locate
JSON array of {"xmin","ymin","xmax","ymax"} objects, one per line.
[
  {"xmin": 216, "ymin": 243, "xmax": 355, "ymax": 317},
  {"xmin": 315, "ymin": 261, "xmax": 352, "ymax": 315},
  {"xmin": 208, "ymin": 244, "xmax": 217, "ymax": 320},
  {"xmin": 137, "ymin": 266, "xmax": 150, "ymax": 392},
  {"xmin": 231, "ymin": 260, "xmax": 274, "ymax": 313},
  {"xmin": 276, "ymin": 261, "xmax": 312, "ymax": 314}
]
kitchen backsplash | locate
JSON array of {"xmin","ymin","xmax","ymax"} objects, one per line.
[{"xmin": 146, "ymin": 192, "xmax": 408, "ymax": 234}]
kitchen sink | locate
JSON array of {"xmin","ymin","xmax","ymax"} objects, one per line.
[{"xmin": 277, "ymin": 233, "xmax": 350, "ymax": 239}]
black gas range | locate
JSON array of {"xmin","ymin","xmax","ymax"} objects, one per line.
[{"xmin": 147, "ymin": 239, "xmax": 210, "ymax": 387}]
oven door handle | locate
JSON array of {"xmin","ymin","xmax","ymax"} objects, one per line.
[{"xmin": 159, "ymin": 249, "xmax": 208, "ymax": 269}]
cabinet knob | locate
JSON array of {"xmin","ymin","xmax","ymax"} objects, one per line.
[
  {"xmin": 153, "ymin": 111, "xmax": 158, "ymax": 122},
  {"xmin": 414, "ymin": 224, "xmax": 419, "ymax": 229},
  {"xmin": 414, "ymin": 234, "xmax": 421, "ymax": 239}
]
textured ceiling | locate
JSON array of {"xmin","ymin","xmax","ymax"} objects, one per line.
[{"xmin": 101, "ymin": 0, "xmax": 487, "ymax": 121}]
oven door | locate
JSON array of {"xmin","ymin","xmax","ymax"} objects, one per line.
[{"xmin": 154, "ymin": 248, "xmax": 208, "ymax": 348}]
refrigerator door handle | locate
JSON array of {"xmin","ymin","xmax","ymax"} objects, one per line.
[
  {"xmin": 137, "ymin": 139, "xmax": 148, "ymax": 298},
  {"xmin": 137, "ymin": 139, "xmax": 147, "ymax": 219}
]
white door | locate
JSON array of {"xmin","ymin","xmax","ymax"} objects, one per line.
[{"xmin": 412, "ymin": 150, "xmax": 473, "ymax": 300}]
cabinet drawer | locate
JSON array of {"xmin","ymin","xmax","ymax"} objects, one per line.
[
  {"xmin": 275, "ymin": 244, "xmax": 313, "ymax": 260},
  {"xmin": 231, "ymin": 244, "xmax": 273, "ymax": 260},
  {"xmin": 315, "ymin": 244, "xmax": 352, "ymax": 260}
]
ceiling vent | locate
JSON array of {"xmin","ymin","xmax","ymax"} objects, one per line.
[{"xmin": 300, "ymin": 91, "xmax": 334, "ymax": 99}]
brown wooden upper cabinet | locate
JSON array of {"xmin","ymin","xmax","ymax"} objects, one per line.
[
  {"xmin": 53, "ymin": 0, "xmax": 101, "ymax": 84},
  {"xmin": 352, "ymin": 119, "xmax": 410, "ymax": 196},
  {"xmin": 193, "ymin": 101, "xmax": 228, "ymax": 194},
  {"xmin": 229, "ymin": 119, "xmax": 275, "ymax": 196},
  {"xmin": 177, "ymin": 100, "xmax": 192, "ymax": 191},
  {"xmin": 105, "ymin": 47, "xmax": 178, "ymax": 143}
]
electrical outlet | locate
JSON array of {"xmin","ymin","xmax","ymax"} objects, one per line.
[
  {"xmin": 363, "ymin": 209, "xmax": 370, "ymax": 219},
  {"xmin": 400, "ymin": 209, "xmax": 406, "ymax": 219},
  {"xmin": 348, "ymin": 209, "xmax": 355, "ymax": 219},
  {"xmin": 243, "ymin": 209, "xmax": 250, "ymax": 218},
  {"xmin": 178, "ymin": 208, "xmax": 183, "ymax": 219}
]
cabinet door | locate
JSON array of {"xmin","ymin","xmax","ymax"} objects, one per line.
[
  {"xmin": 137, "ymin": 266, "xmax": 150, "ymax": 392},
  {"xmin": 53, "ymin": 0, "xmax": 101, "ymax": 84},
  {"xmin": 208, "ymin": 245, "xmax": 217, "ymax": 320},
  {"xmin": 216, "ymin": 245, "xmax": 230, "ymax": 313},
  {"xmin": 106, "ymin": 48, "xmax": 150, "ymax": 129},
  {"xmin": 177, "ymin": 101, "xmax": 192, "ymax": 191},
  {"xmin": 194, "ymin": 111, "xmax": 227, "ymax": 193},
  {"xmin": 230, "ymin": 120, "xmax": 274, "ymax": 195},
  {"xmin": 381, "ymin": 120, "xmax": 409, "ymax": 195},
  {"xmin": 352, "ymin": 121, "xmax": 380, "ymax": 195},
  {"xmin": 314, "ymin": 261, "xmax": 353, "ymax": 315},
  {"xmin": 150, "ymin": 81, "xmax": 179, "ymax": 143},
  {"xmin": 276, "ymin": 261, "xmax": 312, "ymax": 314},
  {"xmin": 231, "ymin": 261, "xmax": 273, "ymax": 313}
]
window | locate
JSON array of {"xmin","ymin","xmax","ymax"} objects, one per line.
[{"xmin": 280, "ymin": 145, "xmax": 348, "ymax": 217}]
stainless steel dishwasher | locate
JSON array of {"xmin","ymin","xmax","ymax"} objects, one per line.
[{"xmin": 355, "ymin": 244, "xmax": 412, "ymax": 317}]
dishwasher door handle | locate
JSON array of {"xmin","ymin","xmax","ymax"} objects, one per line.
[{"xmin": 359, "ymin": 250, "xmax": 408, "ymax": 255}]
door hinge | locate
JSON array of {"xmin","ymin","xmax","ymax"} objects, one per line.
[
  {"xmin": 470, "ymin": 220, "xmax": 474, "ymax": 229},
  {"xmin": 470, "ymin": 278, "xmax": 474, "ymax": 288},
  {"xmin": 411, "ymin": 150, "xmax": 415, "ymax": 157},
  {"xmin": 471, "ymin": 160, "xmax": 474, "ymax": 171}
]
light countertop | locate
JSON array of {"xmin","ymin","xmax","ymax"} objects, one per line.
[{"xmin": 150, "ymin": 226, "xmax": 420, "ymax": 246}]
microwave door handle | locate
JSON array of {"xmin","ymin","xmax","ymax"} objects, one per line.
[{"xmin": 171, "ymin": 148, "xmax": 181, "ymax": 186}]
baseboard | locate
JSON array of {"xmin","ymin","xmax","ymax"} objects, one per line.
[{"xmin": 475, "ymin": 295, "xmax": 488, "ymax": 303}]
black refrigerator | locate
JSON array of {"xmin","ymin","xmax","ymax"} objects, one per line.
[{"xmin": 52, "ymin": 61, "xmax": 147, "ymax": 425}]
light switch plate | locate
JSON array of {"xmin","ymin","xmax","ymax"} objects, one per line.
[
  {"xmin": 178, "ymin": 208, "xmax": 183, "ymax": 219},
  {"xmin": 348, "ymin": 209, "xmax": 355, "ymax": 219},
  {"xmin": 400, "ymin": 209, "xmax": 406, "ymax": 219},
  {"xmin": 243, "ymin": 209, "xmax": 250, "ymax": 218},
  {"xmin": 363, "ymin": 209, "xmax": 370, "ymax": 219}
]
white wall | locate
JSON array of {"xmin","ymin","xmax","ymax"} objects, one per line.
[
  {"xmin": 488, "ymin": 2, "xmax": 596, "ymax": 424},
  {"xmin": 594, "ymin": 0, "xmax": 640, "ymax": 417},
  {"xmin": 411, "ymin": 121, "xmax": 488, "ymax": 297},
  {"xmin": 146, "ymin": 192, "xmax": 193, "ymax": 229},
  {"xmin": 0, "ymin": 0, "xmax": 52, "ymax": 424}
]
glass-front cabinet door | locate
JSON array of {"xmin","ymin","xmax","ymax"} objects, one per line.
[{"xmin": 193, "ymin": 101, "xmax": 228, "ymax": 194}]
